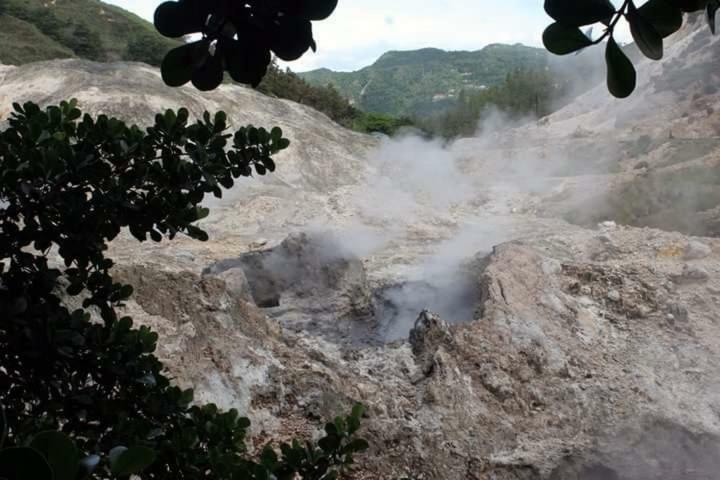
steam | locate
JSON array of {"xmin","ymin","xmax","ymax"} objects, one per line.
[
  {"xmin": 317, "ymin": 124, "xmax": 536, "ymax": 339},
  {"xmin": 204, "ymin": 75, "xmax": 621, "ymax": 341},
  {"xmin": 328, "ymin": 103, "xmax": 616, "ymax": 339}
]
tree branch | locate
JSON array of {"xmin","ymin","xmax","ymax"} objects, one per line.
[{"xmin": 591, "ymin": 0, "xmax": 632, "ymax": 45}]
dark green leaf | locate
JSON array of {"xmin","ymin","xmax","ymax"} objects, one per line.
[
  {"xmin": 0, "ymin": 447, "xmax": 53, "ymax": 480},
  {"xmin": 9, "ymin": 297, "xmax": 27, "ymax": 315},
  {"xmin": 343, "ymin": 438, "xmax": 369, "ymax": 454},
  {"xmin": 0, "ymin": 404, "xmax": 6, "ymax": 448},
  {"xmin": 263, "ymin": 158, "xmax": 276, "ymax": 172},
  {"xmin": 194, "ymin": 207, "xmax": 210, "ymax": 220},
  {"xmin": 346, "ymin": 415, "xmax": 360, "ymax": 435},
  {"xmin": 77, "ymin": 455, "xmax": 100, "ymax": 479},
  {"xmin": 333, "ymin": 416, "xmax": 347, "ymax": 435},
  {"xmin": 708, "ymin": 0, "xmax": 720, "ymax": 33},
  {"xmin": 161, "ymin": 42, "xmax": 199, "ymax": 88},
  {"xmin": 214, "ymin": 111, "xmax": 227, "ymax": 128},
  {"xmin": 67, "ymin": 282, "xmax": 84, "ymax": 296},
  {"xmin": 639, "ymin": 0, "xmax": 684, "ymax": 37},
  {"xmin": 119, "ymin": 284, "xmax": 134, "ymax": 299},
  {"xmin": 192, "ymin": 52, "xmax": 224, "ymax": 92},
  {"xmin": 292, "ymin": 0, "xmax": 338, "ymax": 20},
  {"xmin": 318, "ymin": 435, "xmax": 340, "ymax": 453},
  {"xmin": 110, "ymin": 446, "xmax": 156, "ymax": 477},
  {"xmin": 154, "ymin": 1, "xmax": 206, "ymax": 37},
  {"xmin": 351, "ymin": 403, "xmax": 366, "ymax": 419},
  {"xmin": 129, "ymin": 224, "xmax": 147, "ymax": 242},
  {"xmin": 672, "ymin": 0, "xmax": 710, "ymax": 12},
  {"xmin": 606, "ymin": 37, "xmax": 637, "ymax": 98},
  {"xmin": 260, "ymin": 446, "xmax": 278, "ymax": 468},
  {"xmin": 627, "ymin": 0, "xmax": 664, "ymax": 60},
  {"xmin": 268, "ymin": 18, "xmax": 315, "ymax": 61},
  {"xmin": 219, "ymin": 176, "xmax": 234, "ymax": 188},
  {"xmin": 179, "ymin": 388, "xmax": 194, "ymax": 407},
  {"xmin": 543, "ymin": 22, "xmax": 594, "ymax": 55},
  {"xmin": 30, "ymin": 431, "xmax": 80, "ymax": 480},
  {"xmin": 186, "ymin": 225, "xmax": 209, "ymax": 241},
  {"xmin": 544, "ymin": 0, "xmax": 615, "ymax": 26},
  {"xmin": 108, "ymin": 446, "xmax": 128, "ymax": 467},
  {"xmin": 224, "ymin": 37, "xmax": 271, "ymax": 87}
]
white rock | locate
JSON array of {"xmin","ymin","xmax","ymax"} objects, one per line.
[
  {"xmin": 684, "ymin": 241, "xmax": 712, "ymax": 260},
  {"xmin": 680, "ymin": 264, "xmax": 710, "ymax": 282}
]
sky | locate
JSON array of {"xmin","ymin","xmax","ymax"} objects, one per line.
[{"xmin": 105, "ymin": 0, "xmax": 561, "ymax": 72}]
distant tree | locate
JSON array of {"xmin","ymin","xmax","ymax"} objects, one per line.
[
  {"xmin": 420, "ymin": 68, "xmax": 564, "ymax": 138},
  {"xmin": 125, "ymin": 32, "xmax": 168, "ymax": 66},
  {"xmin": 68, "ymin": 23, "xmax": 104, "ymax": 61},
  {"xmin": 262, "ymin": 61, "xmax": 348, "ymax": 123},
  {"xmin": 2, "ymin": 3, "xmax": 63, "ymax": 42},
  {"xmin": 353, "ymin": 112, "xmax": 415, "ymax": 136},
  {"xmin": 33, "ymin": 12, "xmax": 63, "ymax": 41},
  {"xmin": 257, "ymin": 58, "xmax": 415, "ymax": 133}
]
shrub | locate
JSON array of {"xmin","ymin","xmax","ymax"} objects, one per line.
[{"xmin": 0, "ymin": 100, "xmax": 367, "ymax": 479}]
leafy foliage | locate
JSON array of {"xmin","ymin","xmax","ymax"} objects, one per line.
[
  {"xmin": 0, "ymin": 100, "xmax": 368, "ymax": 478},
  {"xmin": 542, "ymin": 0, "xmax": 719, "ymax": 97},
  {"xmin": 259, "ymin": 59, "xmax": 359, "ymax": 127},
  {"xmin": 154, "ymin": 0, "xmax": 338, "ymax": 90}
]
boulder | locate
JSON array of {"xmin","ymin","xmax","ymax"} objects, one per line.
[
  {"xmin": 204, "ymin": 232, "xmax": 375, "ymax": 340},
  {"xmin": 684, "ymin": 240, "xmax": 712, "ymax": 260}
]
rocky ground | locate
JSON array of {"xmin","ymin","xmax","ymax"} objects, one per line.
[
  {"xmin": 4, "ymin": 16, "xmax": 720, "ymax": 480},
  {"xmin": 112, "ymin": 224, "xmax": 720, "ymax": 479}
]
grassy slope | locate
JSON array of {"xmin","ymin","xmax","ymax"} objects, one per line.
[
  {"xmin": 301, "ymin": 44, "xmax": 549, "ymax": 116},
  {"xmin": 0, "ymin": 0, "xmax": 178, "ymax": 65},
  {"xmin": 0, "ymin": 14, "xmax": 75, "ymax": 64}
]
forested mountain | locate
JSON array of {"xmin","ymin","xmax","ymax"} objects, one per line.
[
  {"xmin": 0, "ymin": 0, "xmax": 177, "ymax": 65},
  {"xmin": 300, "ymin": 44, "xmax": 551, "ymax": 116}
]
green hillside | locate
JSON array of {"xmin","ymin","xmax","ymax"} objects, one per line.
[
  {"xmin": 300, "ymin": 44, "xmax": 550, "ymax": 117},
  {"xmin": 0, "ymin": 0, "xmax": 398, "ymax": 134},
  {"xmin": 0, "ymin": 0, "xmax": 178, "ymax": 66}
]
